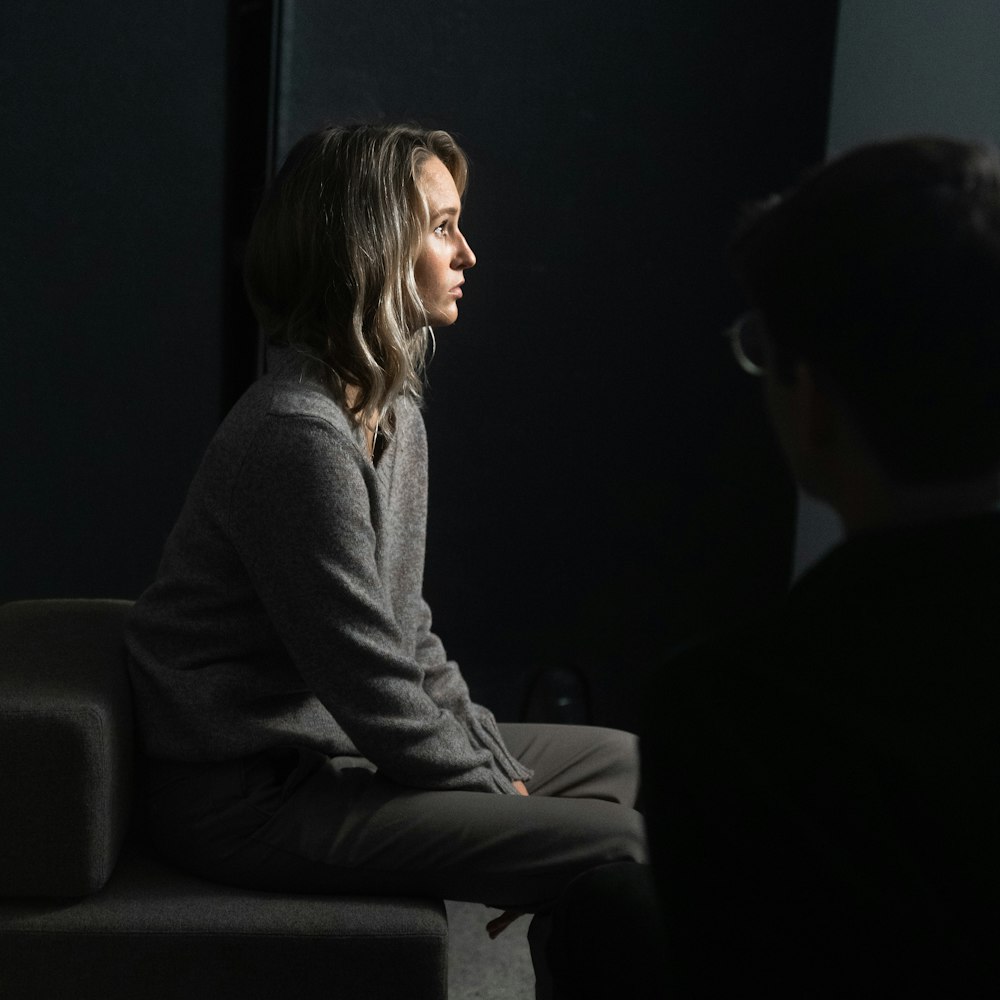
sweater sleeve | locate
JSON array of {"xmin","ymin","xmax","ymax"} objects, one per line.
[{"xmin": 227, "ymin": 413, "xmax": 516, "ymax": 794}]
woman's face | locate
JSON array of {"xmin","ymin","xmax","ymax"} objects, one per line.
[{"xmin": 414, "ymin": 156, "xmax": 476, "ymax": 327}]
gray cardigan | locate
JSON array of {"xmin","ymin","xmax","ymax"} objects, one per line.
[{"xmin": 126, "ymin": 350, "xmax": 530, "ymax": 794}]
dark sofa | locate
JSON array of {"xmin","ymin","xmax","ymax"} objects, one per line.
[{"xmin": 0, "ymin": 599, "xmax": 448, "ymax": 999}]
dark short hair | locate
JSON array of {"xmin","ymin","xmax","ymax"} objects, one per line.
[{"xmin": 731, "ymin": 136, "xmax": 1000, "ymax": 484}]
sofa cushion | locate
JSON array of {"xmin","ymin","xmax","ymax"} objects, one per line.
[
  {"xmin": 0, "ymin": 842, "xmax": 449, "ymax": 999},
  {"xmin": 0, "ymin": 599, "xmax": 134, "ymax": 896}
]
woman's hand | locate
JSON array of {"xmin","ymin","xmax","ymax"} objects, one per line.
[{"xmin": 512, "ymin": 779, "xmax": 529, "ymax": 796}]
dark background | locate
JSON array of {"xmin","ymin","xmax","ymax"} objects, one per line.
[{"xmin": 1, "ymin": 0, "xmax": 839, "ymax": 731}]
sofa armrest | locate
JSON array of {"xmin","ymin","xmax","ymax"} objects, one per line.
[{"xmin": 0, "ymin": 599, "xmax": 134, "ymax": 896}]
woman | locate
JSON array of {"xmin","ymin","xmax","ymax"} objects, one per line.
[{"xmin": 125, "ymin": 123, "xmax": 646, "ymax": 991}]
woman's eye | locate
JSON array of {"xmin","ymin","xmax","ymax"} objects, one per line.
[{"xmin": 433, "ymin": 222, "xmax": 448, "ymax": 235}]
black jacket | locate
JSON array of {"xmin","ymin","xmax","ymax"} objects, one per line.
[{"xmin": 642, "ymin": 512, "xmax": 1000, "ymax": 997}]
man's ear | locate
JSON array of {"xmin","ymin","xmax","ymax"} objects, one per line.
[
  {"xmin": 763, "ymin": 358, "xmax": 843, "ymax": 500},
  {"xmin": 788, "ymin": 360, "xmax": 839, "ymax": 454}
]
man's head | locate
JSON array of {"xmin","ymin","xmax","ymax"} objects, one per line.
[{"xmin": 731, "ymin": 137, "xmax": 1000, "ymax": 493}]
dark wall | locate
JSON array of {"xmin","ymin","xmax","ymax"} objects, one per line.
[
  {"xmin": 275, "ymin": 0, "xmax": 838, "ymax": 728},
  {"xmin": 2, "ymin": 1, "xmax": 838, "ymax": 733},
  {"xmin": 1, "ymin": 3, "xmax": 229, "ymax": 601}
]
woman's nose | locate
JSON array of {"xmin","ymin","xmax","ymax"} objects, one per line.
[{"xmin": 457, "ymin": 232, "xmax": 476, "ymax": 269}]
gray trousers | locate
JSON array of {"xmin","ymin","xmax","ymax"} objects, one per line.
[{"xmin": 144, "ymin": 723, "xmax": 648, "ymax": 911}]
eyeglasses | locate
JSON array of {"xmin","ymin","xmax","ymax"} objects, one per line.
[{"xmin": 724, "ymin": 310, "xmax": 766, "ymax": 376}]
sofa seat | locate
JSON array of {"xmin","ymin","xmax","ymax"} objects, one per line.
[{"xmin": 1, "ymin": 841, "xmax": 447, "ymax": 999}]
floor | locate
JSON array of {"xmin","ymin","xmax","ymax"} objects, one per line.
[{"xmin": 446, "ymin": 900, "xmax": 535, "ymax": 999}]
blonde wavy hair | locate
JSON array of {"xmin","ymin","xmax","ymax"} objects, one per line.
[{"xmin": 244, "ymin": 123, "xmax": 469, "ymax": 431}]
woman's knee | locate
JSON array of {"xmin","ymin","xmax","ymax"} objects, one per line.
[
  {"xmin": 578, "ymin": 799, "xmax": 649, "ymax": 866},
  {"xmin": 593, "ymin": 726, "xmax": 639, "ymax": 768},
  {"xmin": 616, "ymin": 805, "xmax": 649, "ymax": 864},
  {"xmin": 587, "ymin": 726, "xmax": 641, "ymax": 805}
]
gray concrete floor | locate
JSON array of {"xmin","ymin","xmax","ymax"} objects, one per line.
[{"xmin": 446, "ymin": 900, "xmax": 534, "ymax": 999}]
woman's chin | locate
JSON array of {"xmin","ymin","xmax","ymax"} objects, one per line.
[{"xmin": 426, "ymin": 308, "xmax": 459, "ymax": 329}]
